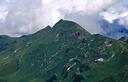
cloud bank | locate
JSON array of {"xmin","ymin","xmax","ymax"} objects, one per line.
[
  {"xmin": 100, "ymin": 0, "xmax": 128, "ymax": 38},
  {"xmin": 0, "ymin": 0, "xmax": 127, "ymax": 39}
]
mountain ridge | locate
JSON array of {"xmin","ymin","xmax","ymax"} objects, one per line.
[{"xmin": 0, "ymin": 19, "xmax": 128, "ymax": 82}]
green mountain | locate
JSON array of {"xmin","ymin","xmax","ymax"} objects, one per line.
[{"xmin": 0, "ymin": 19, "xmax": 128, "ymax": 82}]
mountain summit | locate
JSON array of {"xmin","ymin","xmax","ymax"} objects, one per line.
[{"xmin": 0, "ymin": 20, "xmax": 128, "ymax": 82}]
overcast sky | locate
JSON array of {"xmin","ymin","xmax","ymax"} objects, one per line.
[{"xmin": 0, "ymin": 0, "xmax": 128, "ymax": 39}]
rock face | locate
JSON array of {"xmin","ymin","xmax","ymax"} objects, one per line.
[{"xmin": 0, "ymin": 19, "xmax": 128, "ymax": 82}]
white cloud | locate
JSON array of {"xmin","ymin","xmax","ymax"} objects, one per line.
[
  {"xmin": 35, "ymin": 0, "xmax": 117, "ymax": 34},
  {"xmin": 0, "ymin": 4, "xmax": 8, "ymax": 23},
  {"xmin": 0, "ymin": 0, "xmax": 127, "ymax": 39},
  {"xmin": 100, "ymin": 0, "xmax": 128, "ymax": 27},
  {"xmin": 100, "ymin": 9, "xmax": 128, "ymax": 24}
]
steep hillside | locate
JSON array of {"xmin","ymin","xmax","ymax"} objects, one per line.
[{"xmin": 0, "ymin": 19, "xmax": 128, "ymax": 82}]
